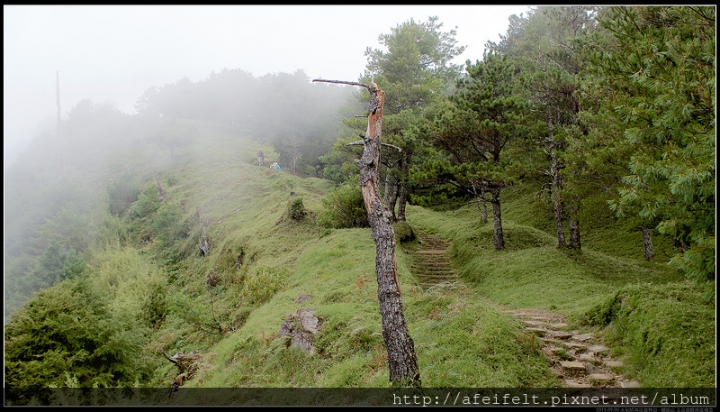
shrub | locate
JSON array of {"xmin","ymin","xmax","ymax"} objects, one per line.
[
  {"xmin": 241, "ymin": 266, "xmax": 290, "ymax": 305},
  {"xmin": 106, "ymin": 174, "xmax": 141, "ymax": 217},
  {"xmin": 394, "ymin": 221, "xmax": 415, "ymax": 243},
  {"xmin": 4, "ymin": 277, "xmax": 148, "ymax": 396},
  {"xmin": 127, "ymin": 183, "xmax": 161, "ymax": 220},
  {"xmin": 287, "ymin": 198, "xmax": 307, "ymax": 222},
  {"xmin": 318, "ymin": 182, "xmax": 369, "ymax": 229}
]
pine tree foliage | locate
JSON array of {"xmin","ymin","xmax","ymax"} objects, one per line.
[
  {"xmin": 585, "ymin": 6, "xmax": 715, "ymax": 281},
  {"xmin": 412, "ymin": 51, "xmax": 528, "ymax": 249}
]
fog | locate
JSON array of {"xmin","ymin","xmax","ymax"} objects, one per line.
[{"xmin": 3, "ymin": 5, "xmax": 530, "ymax": 168}]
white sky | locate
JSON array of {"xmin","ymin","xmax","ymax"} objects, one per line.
[{"xmin": 3, "ymin": 5, "xmax": 532, "ymax": 167}]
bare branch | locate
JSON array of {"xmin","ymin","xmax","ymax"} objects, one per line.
[
  {"xmin": 382, "ymin": 143, "xmax": 402, "ymax": 152},
  {"xmin": 160, "ymin": 347, "xmax": 179, "ymax": 365},
  {"xmin": 312, "ymin": 79, "xmax": 370, "ymax": 90}
]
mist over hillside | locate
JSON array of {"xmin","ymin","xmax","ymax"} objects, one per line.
[
  {"xmin": 3, "ymin": 68, "xmax": 361, "ymax": 317},
  {"xmin": 4, "ymin": 6, "xmax": 714, "ymax": 404}
]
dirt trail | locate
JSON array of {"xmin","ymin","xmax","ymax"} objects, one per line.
[{"xmin": 407, "ymin": 230, "xmax": 641, "ymax": 389}]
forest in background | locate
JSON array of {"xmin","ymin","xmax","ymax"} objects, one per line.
[{"xmin": 4, "ymin": 6, "xmax": 715, "ymax": 401}]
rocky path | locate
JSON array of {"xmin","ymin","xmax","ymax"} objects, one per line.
[
  {"xmin": 502, "ymin": 308, "xmax": 640, "ymax": 388},
  {"xmin": 407, "ymin": 230, "xmax": 641, "ymax": 389}
]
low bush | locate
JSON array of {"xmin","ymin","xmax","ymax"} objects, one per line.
[{"xmin": 317, "ymin": 182, "xmax": 368, "ymax": 229}]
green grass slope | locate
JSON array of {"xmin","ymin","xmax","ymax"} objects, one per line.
[
  {"xmin": 118, "ymin": 121, "xmax": 717, "ymax": 389},
  {"xmin": 5, "ymin": 119, "xmax": 714, "ymax": 399},
  {"xmin": 403, "ymin": 193, "xmax": 715, "ymax": 388}
]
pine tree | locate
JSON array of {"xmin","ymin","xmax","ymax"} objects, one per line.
[{"xmin": 585, "ymin": 6, "xmax": 715, "ymax": 281}]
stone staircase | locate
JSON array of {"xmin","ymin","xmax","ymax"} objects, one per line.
[
  {"xmin": 408, "ymin": 232, "xmax": 462, "ymax": 290},
  {"xmin": 504, "ymin": 308, "xmax": 641, "ymax": 388},
  {"xmin": 407, "ymin": 229, "xmax": 641, "ymax": 389}
]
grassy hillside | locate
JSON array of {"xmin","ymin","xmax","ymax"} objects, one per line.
[
  {"xmin": 131, "ymin": 123, "xmax": 559, "ymax": 389},
  {"xmin": 4, "ymin": 120, "xmax": 715, "ymax": 405},
  {"xmin": 141, "ymin": 122, "xmax": 712, "ymax": 389}
]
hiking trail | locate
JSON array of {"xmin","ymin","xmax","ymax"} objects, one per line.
[{"xmin": 407, "ymin": 229, "xmax": 641, "ymax": 389}]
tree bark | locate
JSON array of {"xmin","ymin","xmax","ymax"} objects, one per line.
[
  {"xmin": 470, "ymin": 182, "xmax": 488, "ymax": 223},
  {"xmin": 548, "ymin": 116, "xmax": 566, "ymax": 249},
  {"xmin": 642, "ymin": 227, "xmax": 654, "ymax": 262},
  {"xmin": 313, "ymin": 78, "xmax": 420, "ymax": 387},
  {"xmin": 153, "ymin": 171, "xmax": 165, "ymax": 202},
  {"xmin": 396, "ymin": 149, "xmax": 412, "ymax": 222},
  {"xmin": 384, "ymin": 169, "xmax": 398, "ymax": 222},
  {"xmin": 490, "ymin": 188, "xmax": 505, "ymax": 250},
  {"xmin": 568, "ymin": 200, "xmax": 581, "ymax": 250},
  {"xmin": 199, "ymin": 218, "xmax": 210, "ymax": 257}
]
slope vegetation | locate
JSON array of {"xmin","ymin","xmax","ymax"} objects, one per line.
[{"xmin": 4, "ymin": 121, "xmax": 714, "ymax": 406}]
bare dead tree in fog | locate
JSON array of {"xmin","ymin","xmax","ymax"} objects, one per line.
[
  {"xmin": 313, "ymin": 78, "xmax": 420, "ymax": 387},
  {"xmin": 153, "ymin": 171, "xmax": 165, "ymax": 201},
  {"xmin": 56, "ymin": 71, "xmax": 67, "ymax": 174}
]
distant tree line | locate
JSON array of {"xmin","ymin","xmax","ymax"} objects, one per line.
[
  {"xmin": 134, "ymin": 68, "xmax": 360, "ymax": 175},
  {"xmin": 4, "ymin": 69, "xmax": 359, "ymax": 317}
]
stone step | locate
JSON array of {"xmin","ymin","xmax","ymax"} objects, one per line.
[
  {"xmin": 415, "ymin": 250, "xmax": 448, "ymax": 255},
  {"xmin": 417, "ymin": 272, "xmax": 454, "ymax": 278},
  {"xmin": 411, "ymin": 257, "xmax": 450, "ymax": 262},
  {"xmin": 577, "ymin": 353, "xmax": 597, "ymax": 363},
  {"xmin": 411, "ymin": 260, "xmax": 452, "ymax": 266},
  {"xmin": 414, "ymin": 272, "xmax": 458, "ymax": 278},
  {"xmin": 572, "ymin": 333, "xmax": 593, "ymax": 342},
  {"xmin": 529, "ymin": 315, "xmax": 557, "ymax": 322},
  {"xmin": 564, "ymin": 380, "xmax": 593, "ymax": 388},
  {"xmin": 527, "ymin": 327, "xmax": 547, "ymax": 336},
  {"xmin": 604, "ymin": 360, "xmax": 623, "ymax": 369},
  {"xmin": 411, "ymin": 265, "xmax": 456, "ymax": 272},
  {"xmin": 418, "ymin": 279, "xmax": 461, "ymax": 286},
  {"xmin": 560, "ymin": 361, "xmax": 586, "ymax": 371},
  {"xmin": 585, "ymin": 363, "xmax": 607, "ymax": 375},
  {"xmin": 561, "ymin": 341, "xmax": 588, "ymax": 351},
  {"xmin": 588, "ymin": 345, "xmax": 610, "ymax": 355},
  {"xmin": 546, "ymin": 330, "xmax": 573, "ymax": 340},
  {"xmin": 419, "ymin": 242, "xmax": 449, "ymax": 248},
  {"xmin": 587, "ymin": 373, "xmax": 614, "ymax": 382},
  {"xmin": 507, "ymin": 305, "xmax": 639, "ymax": 390}
]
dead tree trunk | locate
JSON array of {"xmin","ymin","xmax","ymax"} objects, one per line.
[
  {"xmin": 153, "ymin": 171, "xmax": 165, "ymax": 202},
  {"xmin": 160, "ymin": 347, "xmax": 201, "ymax": 399},
  {"xmin": 56, "ymin": 71, "xmax": 67, "ymax": 174},
  {"xmin": 642, "ymin": 227, "xmax": 654, "ymax": 262},
  {"xmin": 313, "ymin": 78, "xmax": 421, "ymax": 387},
  {"xmin": 568, "ymin": 200, "xmax": 581, "ymax": 250},
  {"xmin": 199, "ymin": 217, "xmax": 210, "ymax": 257}
]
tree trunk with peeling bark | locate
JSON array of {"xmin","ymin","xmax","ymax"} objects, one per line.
[{"xmin": 313, "ymin": 78, "xmax": 421, "ymax": 387}]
